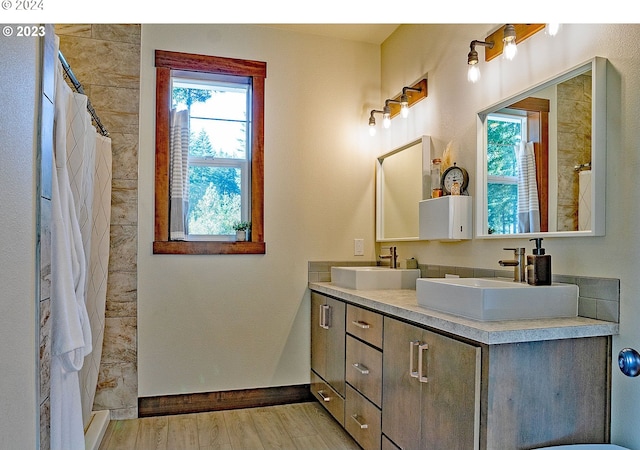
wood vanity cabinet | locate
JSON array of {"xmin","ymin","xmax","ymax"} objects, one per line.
[
  {"xmin": 382, "ymin": 316, "xmax": 611, "ymax": 450},
  {"xmin": 345, "ymin": 305, "xmax": 384, "ymax": 450},
  {"xmin": 309, "ymin": 287, "xmax": 611, "ymax": 450},
  {"xmin": 310, "ymin": 292, "xmax": 346, "ymax": 424},
  {"xmin": 382, "ymin": 316, "xmax": 481, "ymax": 450}
]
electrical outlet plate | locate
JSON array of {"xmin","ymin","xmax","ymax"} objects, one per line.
[{"xmin": 354, "ymin": 239, "xmax": 364, "ymax": 256}]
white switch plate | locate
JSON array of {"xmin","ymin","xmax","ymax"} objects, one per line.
[{"xmin": 354, "ymin": 238, "xmax": 364, "ymax": 256}]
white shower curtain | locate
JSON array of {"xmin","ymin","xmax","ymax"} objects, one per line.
[
  {"xmin": 51, "ymin": 37, "xmax": 112, "ymax": 449},
  {"xmin": 517, "ymin": 141, "xmax": 541, "ymax": 233},
  {"xmin": 78, "ymin": 133, "xmax": 111, "ymax": 430},
  {"xmin": 51, "ymin": 46, "xmax": 92, "ymax": 450}
]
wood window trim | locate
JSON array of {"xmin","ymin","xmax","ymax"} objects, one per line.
[{"xmin": 153, "ymin": 50, "xmax": 266, "ymax": 255}]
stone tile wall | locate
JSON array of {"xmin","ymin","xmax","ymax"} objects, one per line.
[
  {"xmin": 308, "ymin": 261, "xmax": 620, "ymax": 323},
  {"xmin": 556, "ymin": 72, "xmax": 592, "ymax": 231},
  {"xmin": 55, "ymin": 24, "xmax": 141, "ymax": 420}
]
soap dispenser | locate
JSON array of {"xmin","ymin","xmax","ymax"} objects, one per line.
[{"xmin": 527, "ymin": 238, "xmax": 551, "ymax": 286}]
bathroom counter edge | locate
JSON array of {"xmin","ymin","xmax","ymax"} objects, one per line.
[{"xmin": 308, "ymin": 282, "xmax": 619, "ymax": 345}]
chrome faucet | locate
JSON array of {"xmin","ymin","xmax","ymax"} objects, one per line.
[
  {"xmin": 499, "ymin": 247, "xmax": 526, "ymax": 282},
  {"xmin": 379, "ymin": 246, "xmax": 398, "ymax": 268}
]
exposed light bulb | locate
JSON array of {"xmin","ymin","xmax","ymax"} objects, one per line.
[
  {"xmin": 467, "ymin": 64, "xmax": 480, "ymax": 83},
  {"xmin": 400, "ymin": 104, "xmax": 409, "ymax": 118},
  {"xmin": 503, "ymin": 40, "xmax": 517, "ymax": 60},
  {"xmin": 368, "ymin": 113, "xmax": 377, "ymax": 136},
  {"xmin": 546, "ymin": 23, "xmax": 561, "ymax": 36},
  {"xmin": 502, "ymin": 24, "xmax": 517, "ymax": 61},
  {"xmin": 400, "ymin": 94, "xmax": 409, "ymax": 118},
  {"xmin": 383, "ymin": 105, "xmax": 391, "ymax": 128}
]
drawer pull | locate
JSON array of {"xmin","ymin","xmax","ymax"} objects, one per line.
[
  {"xmin": 350, "ymin": 414, "xmax": 369, "ymax": 429},
  {"xmin": 352, "ymin": 363, "xmax": 370, "ymax": 375},
  {"xmin": 418, "ymin": 342, "xmax": 429, "ymax": 383},
  {"xmin": 409, "ymin": 340, "xmax": 420, "ymax": 378},
  {"xmin": 317, "ymin": 390, "xmax": 331, "ymax": 402},
  {"xmin": 351, "ymin": 320, "xmax": 371, "ymax": 329},
  {"xmin": 320, "ymin": 304, "xmax": 331, "ymax": 329}
]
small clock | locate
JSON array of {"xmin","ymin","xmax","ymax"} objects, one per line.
[{"xmin": 441, "ymin": 163, "xmax": 469, "ymax": 195}]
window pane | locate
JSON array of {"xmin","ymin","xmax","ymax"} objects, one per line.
[
  {"xmin": 190, "ymin": 89, "xmax": 247, "ymax": 121},
  {"xmin": 190, "ymin": 118, "xmax": 246, "ymax": 159},
  {"xmin": 487, "ymin": 182, "xmax": 518, "ymax": 234},
  {"xmin": 188, "ymin": 166, "xmax": 242, "ymax": 235},
  {"xmin": 487, "ymin": 117, "xmax": 521, "ymax": 177}
]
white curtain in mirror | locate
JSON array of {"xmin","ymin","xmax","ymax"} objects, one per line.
[{"xmin": 517, "ymin": 142, "xmax": 540, "ymax": 233}]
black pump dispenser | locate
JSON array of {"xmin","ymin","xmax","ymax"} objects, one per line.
[
  {"xmin": 530, "ymin": 238, "xmax": 545, "ymax": 255},
  {"xmin": 527, "ymin": 238, "xmax": 551, "ymax": 285}
]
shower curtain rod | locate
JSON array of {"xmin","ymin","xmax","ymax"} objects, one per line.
[{"xmin": 57, "ymin": 50, "xmax": 110, "ymax": 137}]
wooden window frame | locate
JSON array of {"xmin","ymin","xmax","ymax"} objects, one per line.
[{"xmin": 153, "ymin": 50, "xmax": 266, "ymax": 255}]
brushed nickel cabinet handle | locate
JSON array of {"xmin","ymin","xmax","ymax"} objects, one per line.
[
  {"xmin": 317, "ymin": 390, "xmax": 331, "ymax": 402},
  {"xmin": 350, "ymin": 414, "xmax": 369, "ymax": 429},
  {"xmin": 418, "ymin": 342, "xmax": 429, "ymax": 383},
  {"xmin": 409, "ymin": 340, "xmax": 420, "ymax": 378},
  {"xmin": 320, "ymin": 304, "xmax": 331, "ymax": 329},
  {"xmin": 352, "ymin": 363, "xmax": 370, "ymax": 375},
  {"xmin": 351, "ymin": 320, "xmax": 370, "ymax": 329}
]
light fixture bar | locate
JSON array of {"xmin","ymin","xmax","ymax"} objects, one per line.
[{"xmin": 484, "ymin": 24, "xmax": 545, "ymax": 62}]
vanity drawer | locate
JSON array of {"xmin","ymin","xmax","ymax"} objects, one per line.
[
  {"xmin": 347, "ymin": 304, "xmax": 383, "ymax": 349},
  {"xmin": 310, "ymin": 370, "xmax": 344, "ymax": 426},
  {"xmin": 346, "ymin": 384, "xmax": 381, "ymax": 450},
  {"xmin": 346, "ymin": 335, "xmax": 382, "ymax": 407}
]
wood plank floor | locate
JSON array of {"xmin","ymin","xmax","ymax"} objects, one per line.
[{"xmin": 99, "ymin": 401, "xmax": 361, "ymax": 450}]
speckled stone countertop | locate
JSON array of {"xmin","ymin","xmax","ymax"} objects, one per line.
[{"xmin": 309, "ymin": 282, "xmax": 619, "ymax": 345}]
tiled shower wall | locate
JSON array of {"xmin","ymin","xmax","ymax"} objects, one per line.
[
  {"xmin": 308, "ymin": 261, "xmax": 620, "ymax": 323},
  {"xmin": 55, "ymin": 25, "xmax": 141, "ymax": 420},
  {"xmin": 556, "ymin": 72, "xmax": 592, "ymax": 231}
]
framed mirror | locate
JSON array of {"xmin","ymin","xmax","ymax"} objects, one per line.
[
  {"xmin": 475, "ymin": 57, "xmax": 607, "ymax": 238},
  {"xmin": 376, "ymin": 136, "xmax": 431, "ymax": 241}
]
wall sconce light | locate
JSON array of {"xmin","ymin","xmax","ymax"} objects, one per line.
[
  {"xmin": 400, "ymin": 86, "xmax": 423, "ymax": 118},
  {"xmin": 483, "ymin": 24, "xmax": 545, "ymax": 62},
  {"xmin": 467, "ymin": 40, "xmax": 494, "ymax": 83},
  {"xmin": 369, "ymin": 109, "xmax": 383, "ymax": 136},
  {"xmin": 383, "ymin": 99, "xmax": 402, "ymax": 128},
  {"xmin": 367, "ymin": 78, "xmax": 428, "ymax": 135},
  {"xmin": 502, "ymin": 24, "xmax": 518, "ymax": 60}
]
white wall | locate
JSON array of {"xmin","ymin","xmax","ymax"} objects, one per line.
[
  {"xmin": 0, "ymin": 36, "xmax": 40, "ymax": 448},
  {"xmin": 138, "ymin": 25, "xmax": 381, "ymax": 396},
  {"xmin": 379, "ymin": 24, "xmax": 640, "ymax": 448}
]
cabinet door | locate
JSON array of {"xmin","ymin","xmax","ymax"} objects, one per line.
[
  {"xmin": 325, "ymin": 296, "xmax": 346, "ymax": 396},
  {"xmin": 383, "ymin": 317, "xmax": 481, "ymax": 450},
  {"xmin": 310, "ymin": 292, "xmax": 345, "ymax": 396},
  {"xmin": 311, "ymin": 292, "xmax": 327, "ymax": 378},
  {"xmin": 421, "ymin": 330, "xmax": 480, "ymax": 450},
  {"xmin": 382, "ymin": 317, "xmax": 423, "ymax": 450}
]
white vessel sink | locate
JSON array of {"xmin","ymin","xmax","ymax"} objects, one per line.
[
  {"xmin": 416, "ymin": 277, "xmax": 578, "ymax": 321},
  {"xmin": 331, "ymin": 266, "xmax": 421, "ymax": 290}
]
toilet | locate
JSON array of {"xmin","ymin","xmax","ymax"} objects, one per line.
[{"xmin": 535, "ymin": 445, "xmax": 630, "ymax": 450}]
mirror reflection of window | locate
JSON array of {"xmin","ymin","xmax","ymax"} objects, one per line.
[{"xmin": 486, "ymin": 113, "xmax": 526, "ymax": 234}]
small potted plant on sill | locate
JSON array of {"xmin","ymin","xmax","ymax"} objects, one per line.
[{"xmin": 233, "ymin": 221, "xmax": 251, "ymax": 242}]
